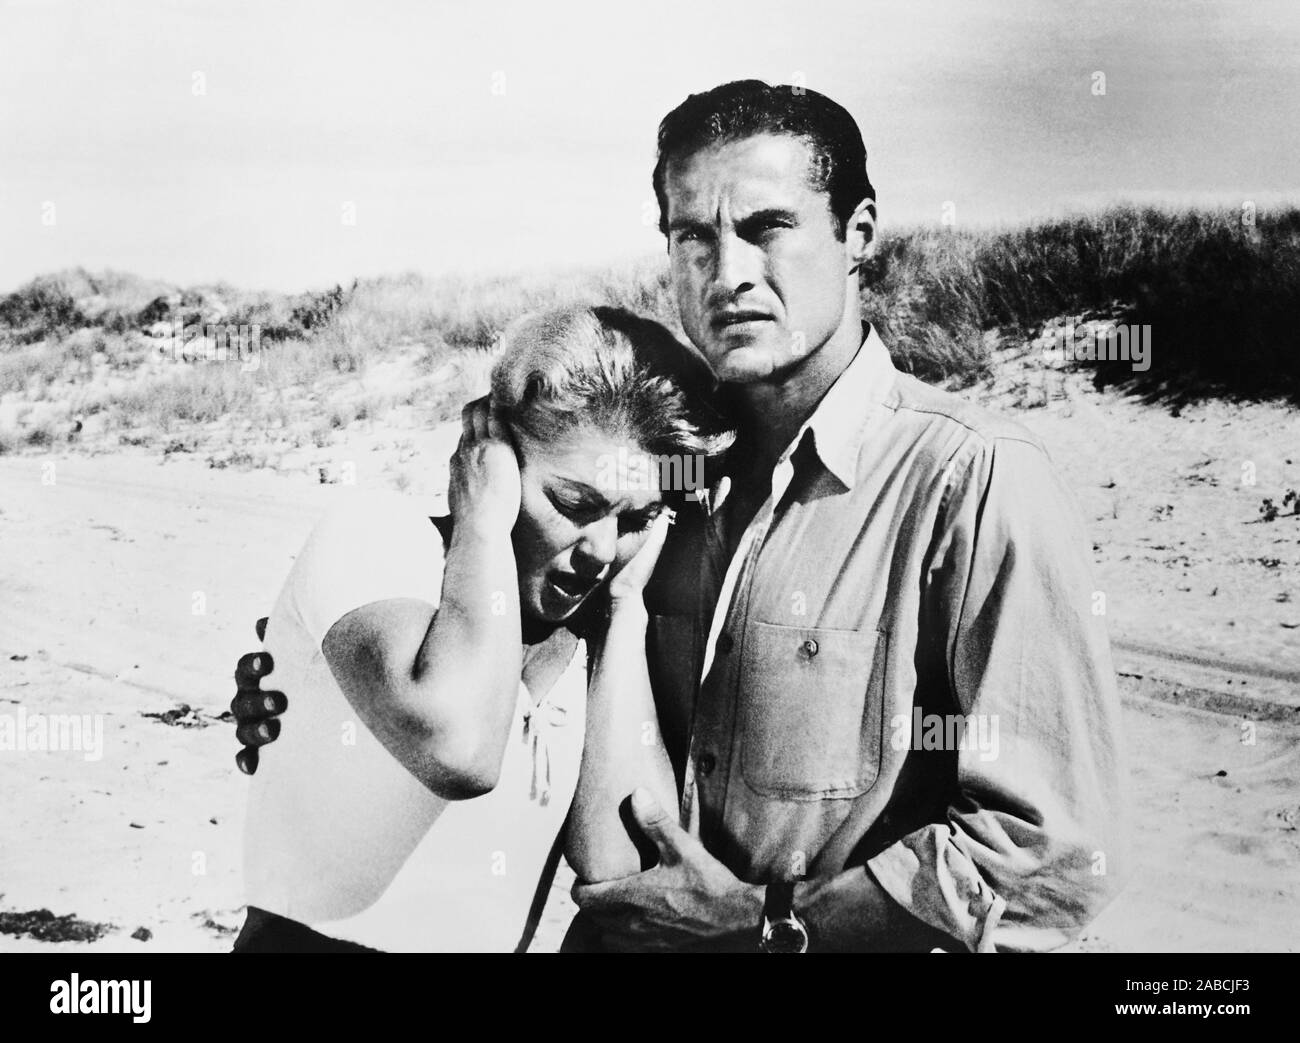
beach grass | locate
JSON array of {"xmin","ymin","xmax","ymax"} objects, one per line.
[{"xmin": 2, "ymin": 205, "xmax": 1297, "ymax": 454}]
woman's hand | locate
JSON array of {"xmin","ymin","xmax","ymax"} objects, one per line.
[
  {"xmin": 449, "ymin": 396, "xmax": 521, "ymax": 538},
  {"xmin": 607, "ymin": 508, "xmax": 672, "ymax": 609}
]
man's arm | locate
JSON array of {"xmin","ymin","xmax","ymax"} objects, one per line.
[
  {"xmin": 575, "ymin": 435, "xmax": 1128, "ymax": 952},
  {"xmin": 790, "ymin": 867, "xmax": 958, "ymax": 952},
  {"xmin": 860, "ymin": 434, "xmax": 1129, "ymax": 952}
]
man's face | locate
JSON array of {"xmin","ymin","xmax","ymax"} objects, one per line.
[{"xmin": 663, "ymin": 133, "xmax": 855, "ymax": 383}]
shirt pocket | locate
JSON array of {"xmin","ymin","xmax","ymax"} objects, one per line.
[{"xmin": 739, "ymin": 622, "xmax": 887, "ymax": 801}]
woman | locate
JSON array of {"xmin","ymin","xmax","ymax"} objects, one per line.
[{"xmin": 233, "ymin": 305, "xmax": 732, "ymax": 952}]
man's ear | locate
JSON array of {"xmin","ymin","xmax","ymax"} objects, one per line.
[{"xmin": 845, "ymin": 197, "xmax": 877, "ymax": 274}]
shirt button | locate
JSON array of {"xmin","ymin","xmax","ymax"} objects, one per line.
[
  {"xmin": 717, "ymin": 633, "xmax": 734, "ymax": 655},
  {"xmin": 802, "ymin": 638, "xmax": 819, "ymax": 657},
  {"xmin": 698, "ymin": 752, "xmax": 718, "ymax": 777}
]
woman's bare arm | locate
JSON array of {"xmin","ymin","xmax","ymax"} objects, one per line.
[
  {"xmin": 566, "ymin": 511, "xmax": 678, "ymax": 882},
  {"xmin": 322, "ymin": 399, "xmax": 524, "ymax": 801},
  {"xmin": 323, "ymin": 525, "xmax": 520, "ymax": 799}
]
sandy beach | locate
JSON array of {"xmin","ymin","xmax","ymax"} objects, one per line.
[{"xmin": 1, "ymin": 349, "xmax": 1297, "ymax": 952}]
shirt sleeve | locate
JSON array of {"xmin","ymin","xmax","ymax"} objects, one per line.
[
  {"xmin": 287, "ymin": 493, "xmax": 447, "ymax": 648},
  {"xmin": 866, "ymin": 434, "xmax": 1130, "ymax": 952}
]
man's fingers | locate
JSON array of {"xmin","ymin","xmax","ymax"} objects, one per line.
[
  {"xmin": 230, "ymin": 690, "xmax": 287, "ymax": 722},
  {"xmin": 235, "ymin": 717, "xmax": 280, "ymax": 747},
  {"xmin": 571, "ymin": 878, "xmax": 621, "ymax": 913},
  {"xmin": 236, "ymin": 625, "xmax": 276, "ymax": 778},
  {"xmin": 628, "ymin": 787, "xmax": 689, "ymax": 866},
  {"xmin": 571, "ymin": 882, "xmax": 669, "ymax": 950},
  {"xmin": 234, "ymin": 651, "xmax": 274, "ymax": 688}
]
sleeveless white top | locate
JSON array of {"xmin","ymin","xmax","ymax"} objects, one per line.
[{"xmin": 242, "ymin": 493, "xmax": 586, "ymax": 952}]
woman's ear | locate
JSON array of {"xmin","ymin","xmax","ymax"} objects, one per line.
[{"xmin": 846, "ymin": 197, "xmax": 877, "ymax": 274}]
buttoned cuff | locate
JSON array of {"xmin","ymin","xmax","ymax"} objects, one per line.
[{"xmin": 867, "ymin": 835, "xmax": 1008, "ymax": 953}]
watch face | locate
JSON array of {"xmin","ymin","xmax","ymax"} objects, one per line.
[{"xmin": 763, "ymin": 919, "xmax": 809, "ymax": 953}]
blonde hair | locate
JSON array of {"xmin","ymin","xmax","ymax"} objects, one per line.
[{"xmin": 490, "ymin": 305, "xmax": 734, "ymax": 459}]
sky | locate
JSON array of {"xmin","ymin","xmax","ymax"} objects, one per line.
[{"xmin": 1, "ymin": 0, "xmax": 1297, "ymax": 292}]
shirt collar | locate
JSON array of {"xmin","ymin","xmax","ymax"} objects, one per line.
[
  {"xmin": 794, "ymin": 322, "xmax": 897, "ymax": 489},
  {"xmin": 697, "ymin": 323, "xmax": 896, "ymax": 514}
]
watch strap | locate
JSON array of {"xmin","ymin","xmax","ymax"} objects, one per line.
[{"xmin": 763, "ymin": 881, "xmax": 797, "ymax": 923}]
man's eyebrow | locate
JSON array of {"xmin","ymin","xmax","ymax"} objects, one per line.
[
  {"xmin": 735, "ymin": 207, "xmax": 799, "ymax": 229},
  {"xmin": 667, "ymin": 216, "xmax": 714, "ymax": 235}
]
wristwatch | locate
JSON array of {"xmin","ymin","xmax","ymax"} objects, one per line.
[{"xmin": 759, "ymin": 881, "xmax": 809, "ymax": 953}]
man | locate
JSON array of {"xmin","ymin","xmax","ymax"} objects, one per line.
[
  {"xmin": 236, "ymin": 80, "xmax": 1128, "ymax": 953},
  {"xmin": 567, "ymin": 80, "xmax": 1127, "ymax": 953}
]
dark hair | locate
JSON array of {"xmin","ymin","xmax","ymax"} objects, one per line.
[{"xmin": 652, "ymin": 80, "xmax": 875, "ymax": 241}]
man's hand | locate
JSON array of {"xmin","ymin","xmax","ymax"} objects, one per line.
[
  {"xmin": 232, "ymin": 617, "xmax": 287, "ymax": 776},
  {"xmin": 571, "ymin": 787, "xmax": 764, "ymax": 952}
]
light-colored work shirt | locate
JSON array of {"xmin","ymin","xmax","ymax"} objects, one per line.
[{"xmin": 645, "ymin": 324, "xmax": 1128, "ymax": 952}]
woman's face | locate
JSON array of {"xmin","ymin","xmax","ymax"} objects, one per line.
[{"xmin": 511, "ymin": 423, "xmax": 667, "ymax": 623}]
